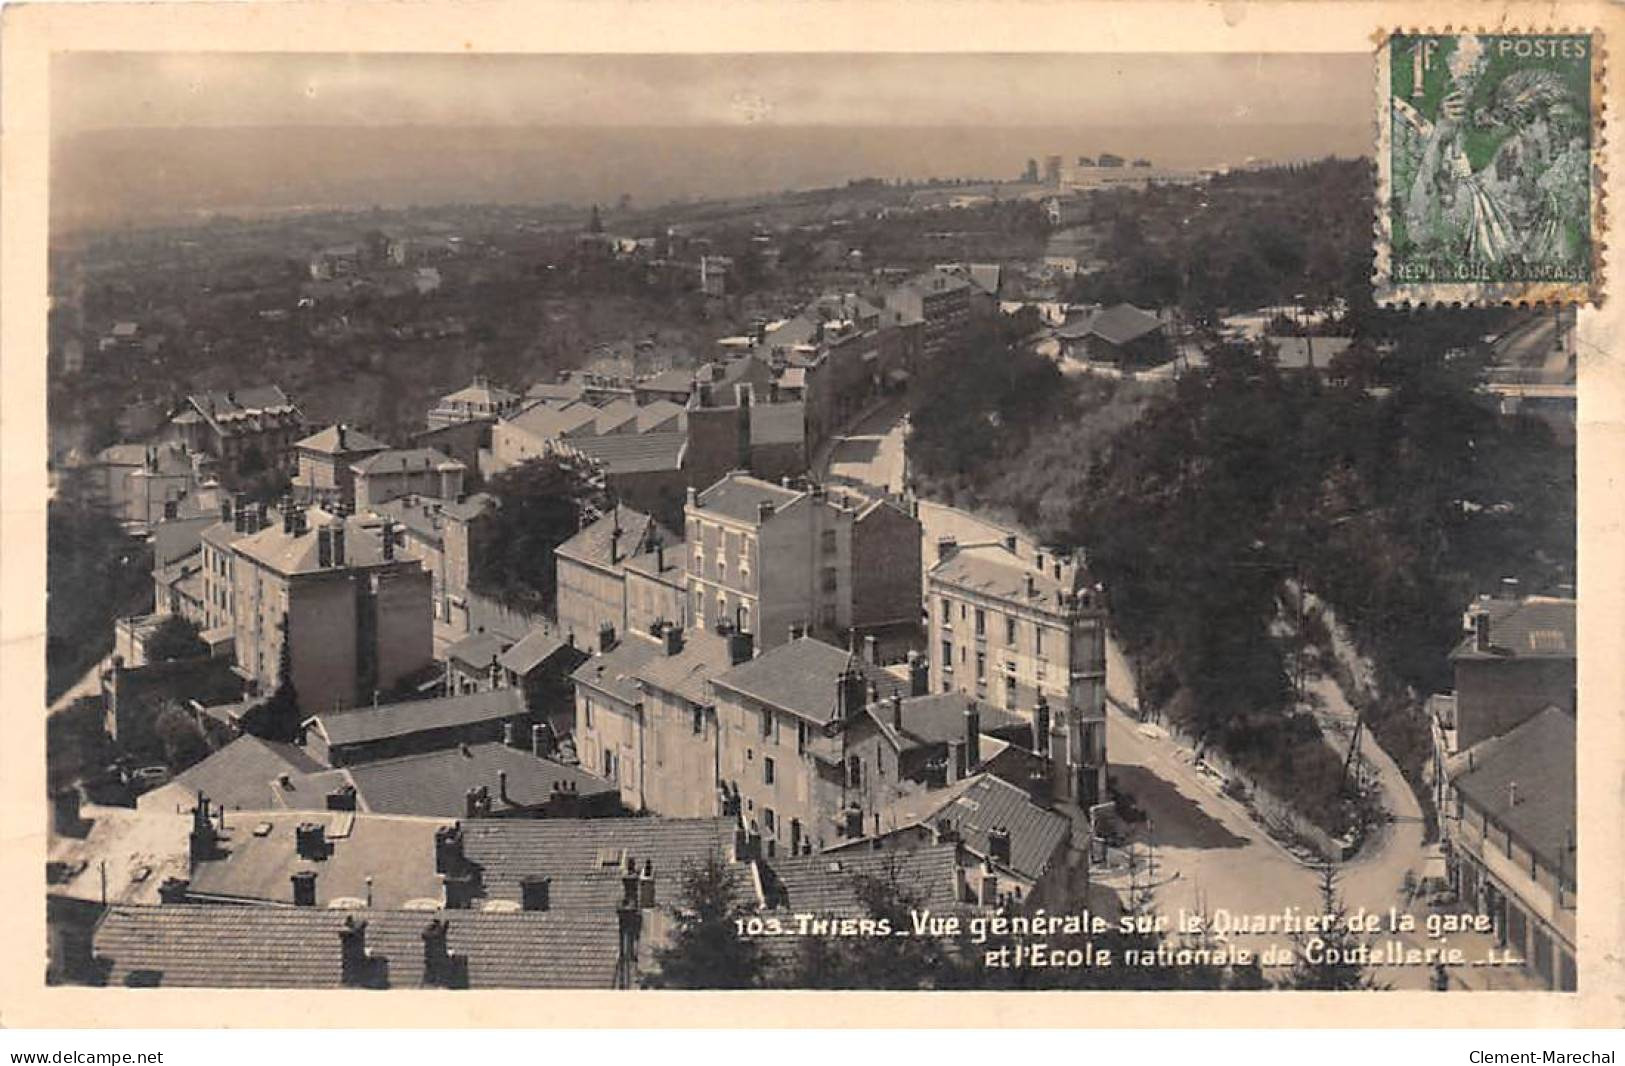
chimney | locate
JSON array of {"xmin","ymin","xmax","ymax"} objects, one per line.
[
  {"xmin": 890, "ymin": 692, "xmax": 904, "ymax": 733},
  {"xmin": 1016, "ymin": 686, "xmax": 1048, "ymax": 755},
  {"xmin": 599, "ymin": 622, "xmax": 617, "ymax": 653},
  {"xmin": 988, "ymin": 826, "xmax": 1012, "ymax": 866},
  {"xmin": 864, "ymin": 634, "xmax": 879, "ymax": 666},
  {"xmin": 836, "ymin": 665, "xmax": 867, "ymax": 721},
  {"xmin": 1473, "ymin": 610, "xmax": 1492, "ymax": 652},
  {"xmin": 617, "ymin": 893, "xmax": 644, "ymax": 978},
  {"xmin": 338, "ymin": 916, "xmax": 373, "ymax": 986},
  {"xmin": 290, "ymin": 869, "xmax": 317, "ymax": 907},
  {"xmin": 686, "ymin": 485, "xmax": 699, "ymax": 509},
  {"xmin": 757, "ymin": 500, "xmax": 776, "ymax": 524},
  {"xmin": 936, "ymin": 536, "xmax": 958, "ymax": 562},
  {"xmin": 908, "ymin": 651, "xmax": 929, "ymax": 697},
  {"xmin": 376, "ymin": 522, "xmax": 389, "ymax": 562},
  {"xmin": 441, "ymin": 870, "xmax": 478, "ymax": 909},
  {"xmin": 503, "ymin": 721, "xmax": 518, "ymax": 749},
  {"xmin": 283, "ymin": 507, "xmax": 295, "ymax": 535},
  {"xmin": 531, "ymin": 723, "xmax": 549, "ymax": 758},
  {"xmin": 317, "ymin": 527, "xmax": 333, "ymax": 568},
  {"xmin": 1500, "ymin": 576, "xmax": 1520, "ymax": 600},
  {"xmin": 332, "ymin": 525, "xmax": 346, "ymax": 566},
  {"xmin": 965, "ymin": 701, "xmax": 981, "ymax": 767},
  {"xmin": 610, "ymin": 525, "xmax": 622, "ymax": 566},
  {"xmin": 1508, "ymin": 781, "xmax": 1519, "ymax": 808},
  {"xmin": 325, "ymin": 784, "xmax": 358, "ymax": 811},
  {"xmin": 638, "ymin": 859, "xmax": 656, "ymax": 909},
  {"xmin": 433, "ymin": 823, "xmax": 465, "ymax": 875},
  {"xmin": 1004, "ymin": 533, "xmax": 1018, "ymax": 554},
  {"xmin": 295, "ymin": 821, "xmax": 327, "ymax": 860},
  {"xmin": 256, "ymin": 501, "xmax": 269, "ymax": 530},
  {"xmin": 520, "ymin": 875, "xmax": 552, "ymax": 912},
  {"xmin": 188, "ymin": 793, "xmax": 218, "ymax": 861},
  {"xmin": 727, "ymin": 628, "xmax": 754, "ymax": 666},
  {"xmin": 663, "ymin": 624, "xmax": 685, "ymax": 656},
  {"xmin": 946, "ymin": 739, "xmax": 964, "ymax": 784},
  {"xmin": 158, "ymin": 877, "xmax": 191, "ymax": 904},
  {"xmin": 421, "ymin": 919, "xmax": 465, "ymax": 988},
  {"xmin": 498, "ymin": 770, "xmax": 510, "ymax": 805}
]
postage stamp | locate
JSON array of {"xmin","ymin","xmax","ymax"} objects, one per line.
[{"xmin": 1376, "ymin": 32, "xmax": 1604, "ymax": 305}]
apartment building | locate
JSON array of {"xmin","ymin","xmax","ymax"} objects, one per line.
[{"xmin": 291, "ymin": 424, "xmax": 390, "ymax": 509}]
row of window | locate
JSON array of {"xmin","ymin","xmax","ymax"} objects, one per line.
[{"xmin": 939, "ymin": 598, "xmax": 1048, "ymax": 656}]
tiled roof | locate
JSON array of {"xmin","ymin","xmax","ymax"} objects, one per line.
[
  {"xmin": 95, "ymin": 904, "xmax": 623, "ymax": 988},
  {"xmin": 525, "ymin": 381, "xmax": 588, "ymax": 404},
  {"xmin": 866, "ymin": 692, "xmax": 1023, "ymax": 752},
  {"xmin": 555, "ymin": 505, "xmax": 664, "ymax": 571},
  {"xmin": 915, "ymin": 773, "xmax": 1071, "ymax": 882},
  {"xmin": 694, "ymin": 472, "xmax": 802, "ymax": 525},
  {"xmin": 313, "ymin": 688, "xmax": 526, "ymax": 749},
  {"xmin": 750, "ymin": 402, "xmax": 806, "ymax": 448},
  {"xmin": 186, "ymin": 811, "xmax": 447, "ymax": 908},
  {"xmin": 442, "ymin": 380, "xmax": 519, "ymax": 406},
  {"xmin": 232, "ymin": 510, "xmax": 397, "ymax": 575},
  {"xmin": 295, "ymin": 424, "xmax": 388, "ymax": 455},
  {"xmin": 571, "ymin": 636, "xmax": 664, "ymax": 707},
  {"xmin": 569, "ymin": 431, "xmax": 687, "ymax": 475},
  {"xmin": 636, "ymin": 400, "xmax": 686, "ymax": 433},
  {"xmin": 1452, "ymin": 596, "xmax": 1577, "ymax": 662},
  {"xmin": 1451, "ymin": 707, "xmax": 1575, "ymax": 877},
  {"xmin": 1059, "ymin": 303, "xmax": 1162, "ymax": 347},
  {"xmin": 930, "ymin": 543, "xmax": 1087, "ymax": 615},
  {"xmin": 762, "ymin": 841, "xmax": 961, "ymax": 915},
  {"xmin": 497, "ymin": 628, "xmax": 576, "ymax": 676},
  {"xmin": 632, "ymin": 629, "xmax": 737, "ymax": 706},
  {"xmin": 593, "ymin": 398, "xmax": 641, "ymax": 434},
  {"xmin": 368, "ymin": 494, "xmax": 445, "ymax": 543},
  {"xmin": 138, "ymin": 736, "xmax": 330, "ymax": 814},
  {"xmin": 506, "ymin": 400, "xmax": 599, "ymax": 440},
  {"xmin": 446, "ymin": 630, "xmax": 514, "ymax": 673},
  {"xmin": 712, "ymin": 636, "xmax": 906, "ymax": 724},
  {"xmin": 315, "ymin": 743, "xmax": 614, "ymax": 818},
  {"xmin": 636, "ymin": 369, "xmax": 694, "ymax": 395},
  {"xmin": 460, "ymin": 817, "xmax": 736, "ymax": 910},
  {"xmin": 351, "ymin": 447, "xmax": 462, "ymax": 475}
]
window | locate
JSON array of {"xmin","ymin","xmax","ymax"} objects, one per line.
[
  {"xmin": 692, "ymin": 589, "xmax": 705, "ymax": 629},
  {"xmin": 738, "ymin": 604, "xmax": 751, "ymax": 633},
  {"xmin": 584, "ymin": 699, "xmax": 594, "ymax": 728},
  {"xmin": 761, "ymin": 708, "xmax": 773, "ymax": 738},
  {"xmin": 820, "ymin": 604, "xmax": 837, "ymax": 628},
  {"xmin": 718, "ymin": 595, "xmax": 728, "ymax": 625},
  {"xmin": 763, "ymin": 808, "xmax": 776, "ymax": 835},
  {"xmin": 1005, "ymin": 674, "xmax": 1017, "ymax": 708},
  {"xmin": 941, "ymin": 640, "xmax": 953, "ymax": 670},
  {"xmin": 975, "ymin": 609, "xmax": 986, "ymax": 637},
  {"xmin": 821, "ymin": 566, "xmax": 838, "ymax": 593},
  {"xmin": 847, "ymin": 756, "xmax": 862, "ymax": 789},
  {"xmin": 821, "ymin": 529, "xmax": 837, "ymax": 555},
  {"xmin": 1005, "ymin": 616, "xmax": 1017, "ymax": 646},
  {"xmin": 692, "ymin": 707, "xmax": 704, "ymax": 736},
  {"xmin": 604, "ymin": 749, "xmax": 617, "ymax": 782},
  {"xmin": 764, "ymin": 757, "xmax": 775, "ymax": 785},
  {"xmin": 797, "ymin": 720, "xmax": 809, "ymax": 754},
  {"xmin": 1035, "ymin": 627, "xmax": 1045, "ymax": 658},
  {"xmin": 975, "ymin": 651, "xmax": 986, "ymax": 681}
]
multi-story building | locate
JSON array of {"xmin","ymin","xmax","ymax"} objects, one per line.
[
  {"xmin": 927, "ymin": 536, "xmax": 1107, "ymax": 808},
  {"xmin": 350, "ymin": 447, "xmax": 466, "ymax": 512},
  {"xmin": 622, "ymin": 539, "xmax": 688, "ymax": 640},
  {"xmin": 883, "ymin": 271, "xmax": 972, "ymax": 361},
  {"xmin": 426, "ymin": 377, "xmax": 522, "ymax": 429},
  {"xmin": 683, "ymin": 473, "xmax": 921, "ymax": 654},
  {"xmin": 165, "ymin": 386, "xmax": 305, "ymax": 480},
  {"xmin": 221, "ymin": 505, "xmax": 434, "ymax": 711},
  {"xmin": 291, "ymin": 424, "xmax": 390, "ymax": 509},
  {"xmin": 554, "ymin": 505, "xmax": 671, "ymax": 651}
]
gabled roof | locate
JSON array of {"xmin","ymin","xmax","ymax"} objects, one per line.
[
  {"xmin": 632, "ymin": 629, "xmax": 737, "ymax": 707},
  {"xmin": 295, "ymin": 424, "xmax": 389, "ymax": 456},
  {"xmin": 95, "ymin": 905, "xmax": 623, "ymax": 988},
  {"xmin": 570, "ymin": 636, "xmax": 664, "ymax": 707},
  {"xmin": 505, "ymin": 400, "xmax": 600, "ymax": 441},
  {"xmin": 301, "ymin": 743, "xmax": 614, "ymax": 818},
  {"xmin": 762, "ymin": 841, "xmax": 961, "ymax": 916},
  {"xmin": 913, "ymin": 773, "xmax": 1071, "ymax": 882},
  {"xmin": 497, "ymin": 628, "xmax": 578, "ymax": 676},
  {"xmin": 635, "ymin": 368, "xmax": 695, "ymax": 396},
  {"xmin": 568, "ymin": 430, "xmax": 686, "ymax": 475},
  {"xmin": 693, "ymin": 472, "xmax": 802, "ymax": 525},
  {"xmin": 636, "ymin": 400, "xmax": 686, "ymax": 433},
  {"xmin": 1451, "ymin": 707, "xmax": 1575, "ymax": 877},
  {"xmin": 1059, "ymin": 303, "xmax": 1163, "ymax": 347},
  {"xmin": 312, "ymin": 688, "xmax": 526, "ymax": 749},
  {"xmin": 351, "ymin": 447, "xmax": 462, "ymax": 476},
  {"xmin": 711, "ymin": 636, "xmax": 906, "ymax": 725},
  {"xmin": 1452, "ymin": 596, "xmax": 1576, "ymax": 662},
  {"xmin": 929, "ymin": 542, "xmax": 1089, "ymax": 615},
  {"xmin": 442, "ymin": 380, "xmax": 519, "ymax": 407},
  {"xmin": 593, "ymin": 398, "xmax": 641, "ymax": 435},
  {"xmin": 460, "ymin": 817, "xmax": 737, "ymax": 911},
  {"xmin": 555, "ymin": 505, "xmax": 665, "ymax": 571},
  {"xmin": 446, "ymin": 630, "xmax": 513, "ymax": 673},
  {"xmin": 866, "ymin": 692, "xmax": 1024, "ymax": 753},
  {"xmin": 138, "ymin": 735, "xmax": 330, "ymax": 814}
]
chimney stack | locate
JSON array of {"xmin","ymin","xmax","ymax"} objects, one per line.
[
  {"xmin": 655, "ymin": 539, "xmax": 665, "ymax": 572},
  {"xmin": 1004, "ymin": 533, "xmax": 1018, "ymax": 554},
  {"xmin": 890, "ymin": 692, "xmax": 904, "ymax": 733},
  {"xmin": 727, "ymin": 627, "xmax": 754, "ymax": 666},
  {"xmin": 503, "ymin": 721, "xmax": 518, "ymax": 749},
  {"xmin": 520, "ymin": 875, "xmax": 552, "ymax": 912},
  {"xmin": 421, "ymin": 919, "xmax": 464, "ymax": 988},
  {"xmin": 788, "ymin": 621, "xmax": 806, "ymax": 641},
  {"xmin": 498, "ymin": 770, "xmax": 510, "ymax": 805},
  {"xmin": 434, "ymin": 823, "xmax": 465, "ymax": 875},
  {"xmin": 936, "ymin": 536, "xmax": 958, "ymax": 562},
  {"xmin": 757, "ymin": 500, "xmax": 776, "ymax": 524},
  {"xmin": 964, "ymin": 701, "xmax": 981, "ymax": 768},
  {"xmin": 663, "ymin": 624, "xmax": 685, "ymax": 657},
  {"xmin": 946, "ymin": 739, "xmax": 964, "ymax": 784},
  {"xmin": 158, "ymin": 877, "xmax": 191, "ymax": 905},
  {"xmin": 295, "ymin": 821, "xmax": 327, "ymax": 860},
  {"xmin": 864, "ymin": 633, "xmax": 879, "ymax": 666},
  {"xmin": 988, "ymin": 826, "xmax": 1012, "ymax": 866},
  {"xmin": 290, "ymin": 869, "xmax": 317, "ymax": 907},
  {"xmin": 377, "ymin": 522, "xmax": 389, "ymax": 562},
  {"xmin": 835, "ymin": 665, "xmax": 867, "ymax": 721},
  {"xmin": 325, "ymin": 784, "xmax": 358, "ymax": 811},
  {"xmin": 638, "ymin": 859, "xmax": 656, "ymax": 909},
  {"xmin": 338, "ymin": 916, "xmax": 373, "ymax": 986},
  {"xmin": 1473, "ymin": 610, "xmax": 1492, "ymax": 652},
  {"xmin": 1500, "ymin": 576, "xmax": 1520, "ymax": 600}
]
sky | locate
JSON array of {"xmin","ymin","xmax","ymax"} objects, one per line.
[
  {"xmin": 55, "ymin": 52, "xmax": 1367, "ymax": 133},
  {"xmin": 51, "ymin": 52, "xmax": 1370, "ymax": 229}
]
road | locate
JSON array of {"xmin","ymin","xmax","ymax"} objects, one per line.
[{"xmin": 816, "ymin": 396, "xmax": 909, "ymax": 496}]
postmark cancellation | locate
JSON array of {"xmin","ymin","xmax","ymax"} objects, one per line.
[{"xmin": 1376, "ymin": 31, "xmax": 1605, "ymax": 306}]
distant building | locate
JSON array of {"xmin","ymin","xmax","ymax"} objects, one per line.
[
  {"xmin": 1056, "ymin": 303, "xmax": 1167, "ymax": 368},
  {"xmin": 884, "ymin": 271, "xmax": 972, "ymax": 362},
  {"xmin": 165, "ymin": 386, "xmax": 305, "ymax": 480},
  {"xmin": 926, "ymin": 537, "xmax": 1107, "ymax": 808},
  {"xmin": 292, "ymin": 424, "xmax": 390, "ymax": 510},
  {"xmin": 699, "ymin": 255, "xmax": 732, "ymax": 298},
  {"xmin": 302, "ymin": 687, "xmax": 531, "ymax": 766},
  {"xmin": 428, "ymin": 377, "xmax": 522, "ymax": 429},
  {"xmin": 683, "ymin": 473, "xmax": 921, "ymax": 654},
  {"xmin": 350, "ymin": 447, "xmax": 466, "ymax": 512}
]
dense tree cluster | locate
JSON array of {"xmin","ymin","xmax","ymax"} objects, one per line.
[{"xmin": 468, "ymin": 456, "xmax": 606, "ymax": 617}]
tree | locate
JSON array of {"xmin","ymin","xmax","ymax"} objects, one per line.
[
  {"xmin": 1283, "ymin": 866, "xmax": 1389, "ymax": 990},
  {"xmin": 649, "ymin": 852, "xmax": 769, "ymax": 989},
  {"xmin": 240, "ymin": 613, "xmax": 301, "ymax": 742},
  {"xmin": 145, "ymin": 615, "xmax": 208, "ymax": 663},
  {"xmin": 787, "ymin": 863, "xmax": 964, "ymax": 990},
  {"xmin": 470, "ymin": 456, "xmax": 605, "ymax": 616},
  {"xmin": 152, "ymin": 699, "xmax": 211, "ymax": 770}
]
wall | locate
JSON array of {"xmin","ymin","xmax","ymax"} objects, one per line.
[
  {"xmin": 1454, "ymin": 658, "xmax": 1576, "ymax": 750},
  {"xmin": 355, "ymin": 464, "xmax": 464, "ymax": 512},
  {"xmin": 575, "ymin": 684, "xmax": 643, "ymax": 811},
  {"xmin": 756, "ymin": 499, "xmax": 815, "ymax": 648},
  {"xmin": 626, "ymin": 566, "xmax": 687, "ymax": 641},
  {"xmin": 370, "ymin": 564, "xmax": 434, "ymax": 696},
  {"xmin": 640, "ymin": 687, "xmax": 721, "ymax": 818},
  {"xmin": 850, "ymin": 500, "xmax": 922, "ymax": 633},
  {"xmin": 286, "ymin": 573, "xmax": 360, "ymax": 711},
  {"xmin": 413, "ymin": 419, "xmax": 492, "ymax": 476},
  {"xmin": 556, "ymin": 556, "xmax": 627, "ymax": 650}
]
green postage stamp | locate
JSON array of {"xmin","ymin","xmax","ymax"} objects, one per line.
[{"xmin": 1377, "ymin": 32, "xmax": 1604, "ymax": 305}]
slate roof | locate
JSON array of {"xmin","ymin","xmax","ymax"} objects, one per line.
[
  {"xmin": 930, "ymin": 542, "xmax": 1088, "ymax": 615},
  {"xmin": 526, "ymin": 381, "xmax": 588, "ymax": 404},
  {"xmin": 295, "ymin": 424, "xmax": 388, "ymax": 456},
  {"xmin": 635, "ymin": 368, "xmax": 695, "ymax": 396},
  {"xmin": 866, "ymin": 692, "xmax": 1024, "ymax": 752},
  {"xmin": 312, "ymin": 688, "xmax": 526, "ymax": 749},
  {"xmin": 593, "ymin": 398, "xmax": 641, "ymax": 434},
  {"xmin": 460, "ymin": 817, "xmax": 736, "ymax": 910},
  {"xmin": 297, "ymin": 743, "xmax": 615, "ymax": 818},
  {"xmin": 138, "ymin": 736, "xmax": 330, "ymax": 814},
  {"xmin": 636, "ymin": 400, "xmax": 686, "ymax": 433},
  {"xmin": 712, "ymin": 636, "xmax": 907, "ymax": 724},
  {"xmin": 761, "ymin": 841, "xmax": 962, "ymax": 915},
  {"xmin": 506, "ymin": 400, "xmax": 599, "ymax": 440},
  {"xmin": 186, "ymin": 811, "xmax": 447, "ymax": 908},
  {"xmin": 351, "ymin": 447, "xmax": 462, "ymax": 475},
  {"xmin": 569, "ymin": 431, "xmax": 687, "ymax": 475},
  {"xmin": 555, "ymin": 505, "xmax": 665, "ymax": 571},
  {"xmin": 95, "ymin": 905, "xmax": 624, "ymax": 988},
  {"xmin": 750, "ymin": 402, "xmax": 806, "ymax": 448},
  {"xmin": 497, "ymin": 628, "xmax": 575, "ymax": 676},
  {"xmin": 232, "ymin": 511, "xmax": 396, "ymax": 575},
  {"xmin": 1452, "ymin": 596, "xmax": 1577, "ymax": 662},
  {"xmin": 694, "ymin": 472, "xmax": 802, "ymax": 525},
  {"xmin": 1451, "ymin": 707, "xmax": 1575, "ymax": 877},
  {"xmin": 446, "ymin": 630, "xmax": 514, "ymax": 673},
  {"xmin": 914, "ymin": 773, "xmax": 1071, "ymax": 882},
  {"xmin": 571, "ymin": 636, "xmax": 664, "ymax": 707},
  {"xmin": 622, "ymin": 540, "xmax": 685, "ymax": 583},
  {"xmin": 1056, "ymin": 303, "xmax": 1162, "ymax": 347},
  {"xmin": 632, "ymin": 629, "xmax": 737, "ymax": 706}
]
